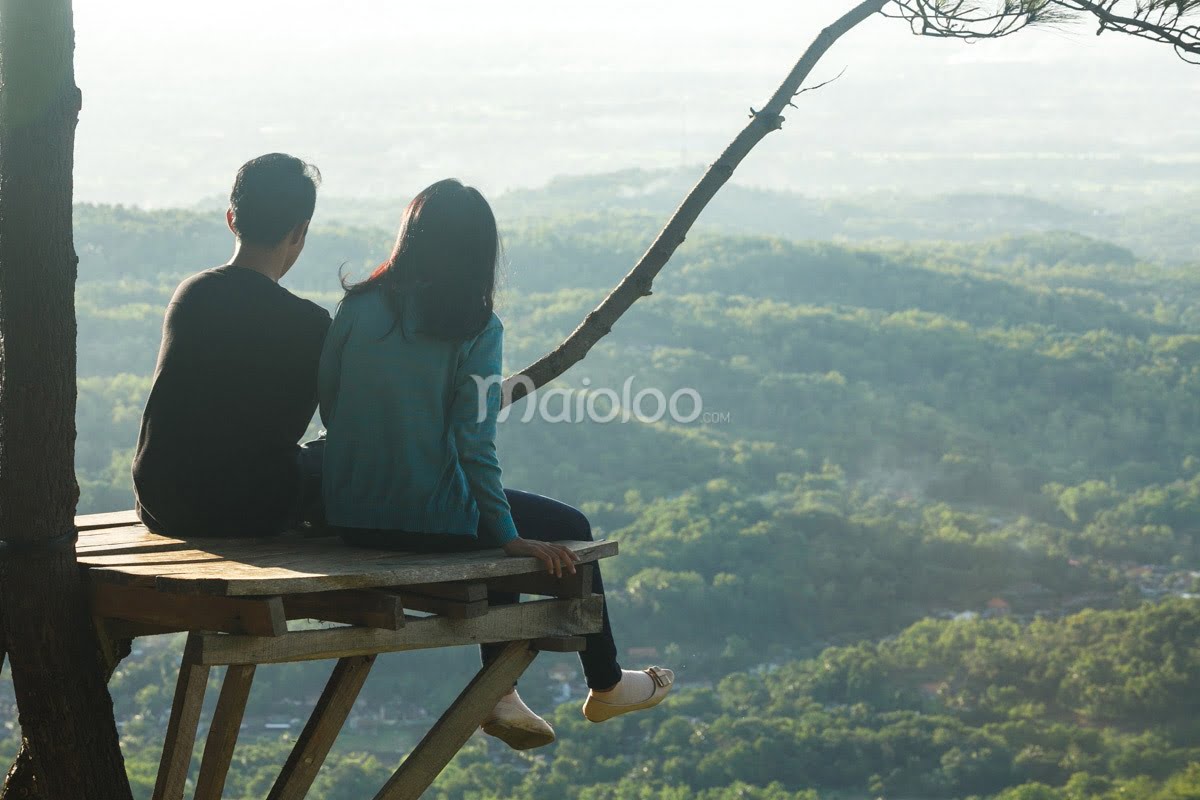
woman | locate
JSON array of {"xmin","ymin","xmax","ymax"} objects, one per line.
[{"xmin": 318, "ymin": 178, "xmax": 673, "ymax": 750}]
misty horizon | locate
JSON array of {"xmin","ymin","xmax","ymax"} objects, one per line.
[{"xmin": 73, "ymin": 0, "xmax": 1199, "ymax": 210}]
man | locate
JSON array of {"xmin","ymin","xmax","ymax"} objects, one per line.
[{"xmin": 132, "ymin": 153, "xmax": 331, "ymax": 538}]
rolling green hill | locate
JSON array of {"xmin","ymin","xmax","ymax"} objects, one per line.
[{"xmin": 4, "ymin": 190, "xmax": 1198, "ymax": 799}]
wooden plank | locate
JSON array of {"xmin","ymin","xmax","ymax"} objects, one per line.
[
  {"xmin": 76, "ymin": 529, "xmax": 302, "ymax": 556},
  {"xmin": 194, "ymin": 596, "xmax": 604, "ymax": 666},
  {"xmin": 78, "ymin": 540, "xmax": 306, "ymax": 562},
  {"xmin": 91, "ymin": 584, "xmax": 287, "ymax": 636},
  {"xmin": 487, "ymin": 563, "xmax": 594, "ymax": 599},
  {"xmin": 373, "ymin": 641, "xmax": 538, "ymax": 800},
  {"xmin": 77, "ymin": 525, "xmax": 177, "ymax": 544},
  {"xmin": 194, "ymin": 664, "xmax": 257, "ymax": 800},
  {"xmin": 77, "ymin": 529, "xmax": 306, "ymax": 552},
  {"xmin": 79, "ymin": 531, "xmax": 606, "ymax": 566},
  {"xmin": 77, "ymin": 542, "xmax": 197, "ymax": 558},
  {"xmin": 76, "ymin": 532, "xmax": 195, "ymax": 559},
  {"xmin": 398, "ymin": 591, "xmax": 489, "ymax": 619},
  {"xmin": 88, "ymin": 540, "xmax": 618, "ymax": 597},
  {"xmin": 78, "ymin": 537, "xmax": 353, "ymax": 570},
  {"xmin": 77, "ymin": 539, "xmax": 403, "ymax": 586},
  {"xmin": 77, "ymin": 523, "xmax": 149, "ymax": 537},
  {"xmin": 75, "ymin": 509, "xmax": 140, "ymax": 531},
  {"xmin": 79, "ymin": 549, "xmax": 382, "ymax": 578},
  {"xmin": 152, "ymin": 638, "xmax": 211, "ymax": 800},
  {"xmin": 267, "ymin": 655, "xmax": 376, "ymax": 800},
  {"xmin": 78, "ymin": 546, "xmax": 322, "ymax": 585},
  {"xmin": 283, "ymin": 589, "xmax": 405, "ymax": 630},
  {"xmin": 81, "ymin": 552, "xmax": 227, "ymax": 567}
]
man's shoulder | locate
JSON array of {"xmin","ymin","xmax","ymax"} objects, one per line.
[
  {"xmin": 163, "ymin": 267, "xmax": 239, "ymax": 321},
  {"xmin": 169, "ymin": 266, "xmax": 226, "ymax": 299},
  {"xmin": 172, "ymin": 267, "xmax": 329, "ymax": 325},
  {"xmin": 170, "ymin": 265, "xmax": 271, "ymax": 306},
  {"xmin": 292, "ymin": 293, "xmax": 332, "ymax": 332},
  {"xmin": 268, "ymin": 283, "xmax": 330, "ymax": 342}
]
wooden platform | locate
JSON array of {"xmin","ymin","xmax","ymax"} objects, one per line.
[{"xmin": 76, "ymin": 510, "xmax": 615, "ymax": 800}]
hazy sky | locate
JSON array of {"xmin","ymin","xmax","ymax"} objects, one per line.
[{"xmin": 71, "ymin": 1, "xmax": 1198, "ymax": 206}]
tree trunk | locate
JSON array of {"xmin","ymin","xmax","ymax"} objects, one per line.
[
  {"xmin": 0, "ymin": 1, "xmax": 133, "ymax": 798},
  {"xmin": 2, "ymin": 749, "xmax": 40, "ymax": 800},
  {"xmin": 2, "ymin": 633, "xmax": 131, "ymax": 800}
]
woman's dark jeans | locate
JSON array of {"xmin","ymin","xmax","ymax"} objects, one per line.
[{"xmin": 339, "ymin": 489, "xmax": 622, "ymax": 691}]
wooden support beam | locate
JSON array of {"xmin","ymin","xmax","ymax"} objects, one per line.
[
  {"xmin": 399, "ymin": 591, "xmax": 489, "ymax": 619},
  {"xmin": 104, "ymin": 619, "xmax": 187, "ymax": 640},
  {"xmin": 152, "ymin": 637, "xmax": 211, "ymax": 800},
  {"xmin": 91, "ymin": 611, "xmax": 132, "ymax": 675},
  {"xmin": 373, "ymin": 641, "xmax": 539, "ymax": 800},
  {"xmin": 194, "ymin": 596, "xmax": 603, "ymax": 666},
  {"xmin": 194, "ymin": 664, "xmax": 257, "ymax": 800},
  {"xmin": 267, "ymin": 655, "xmax": 377, "ymax": 800},
  {"xmin": 390, "ymin": 581, "xmax": 487, "ymax": 603},
  {"xmin": 532, "ymin": 636, "xmax": 587, "ymax": 653},
  {"xmin": 283, "ymin": 589, "xmax": 406, "ymax": 630},
  {"xmin": 487, "ymin": 563, "xmax": 594, "ymax": 599},
  {"xmin": 92, "ymin": 583, "xmax": 287, "ymax": 636}
]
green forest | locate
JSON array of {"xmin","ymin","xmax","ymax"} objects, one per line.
[{"xmin": 5, "ymin": 177, "xmax": 1200, "ymax": 799}]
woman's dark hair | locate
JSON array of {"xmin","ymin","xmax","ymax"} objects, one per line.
[{"xmin": 343, "ymin": 179, "xmax": 498, "ymax": 341}]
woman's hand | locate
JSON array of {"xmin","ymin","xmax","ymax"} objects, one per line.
[{"xmin": 502, "ymin": 537, "xmax": 580, "ymax": 578}]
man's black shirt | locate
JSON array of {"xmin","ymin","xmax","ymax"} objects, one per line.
[{"xmin": 133, "ymin": 265, "xmax": 331, "ymax": 537}]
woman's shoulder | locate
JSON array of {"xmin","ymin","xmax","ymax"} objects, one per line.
[
  {"xmin": 336, "ymin": 288, "xmax": 387, "ymax": 317},
  {"xmin": 471, "ymin": 312, "xmax": 504, "ymax": 346},
  {"xmin": 457, "ymin": 313, "xmax": 504, "ymax": 364}
]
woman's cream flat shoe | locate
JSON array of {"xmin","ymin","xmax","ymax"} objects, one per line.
[
  {"xmin": 481, "ymin": 691, "xmax": 556, "ymax": 750},
  {"xmin": 582, "ymin": 666, "xmax": 674, "ymax": 723}
]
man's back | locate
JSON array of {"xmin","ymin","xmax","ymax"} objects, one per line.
[{"xmin": 133, "ymin": 265, "xmax": 331, "ymax": 537}]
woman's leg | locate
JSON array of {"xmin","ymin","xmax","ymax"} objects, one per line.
[{"xmin": 480, "ymin": 489, "xmax": 623, "ymax": 691}]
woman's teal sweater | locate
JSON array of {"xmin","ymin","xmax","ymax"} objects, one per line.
[{"xmin": 317, "ymin": 290, "xmax": 518, "ymax": 543}]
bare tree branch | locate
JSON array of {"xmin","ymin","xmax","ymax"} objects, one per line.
[
  {"xmin": 500, "ymin": 0, "xmax": 890, "ymax": 405},
  {"xmin": 503, "ymin": 0, "xmax": 1198, "ymax": 406},
  {"xmin": 887, "ymin": 0, "xmax": 1200, "ymax": 59},
  {"xmin": 790, "ymin": 67, "xmax": 850, "ymax": 107},
  {"xmin": 1052, "ymin": 0, "xmax": 1200, "ymax": 62},
  {"xmin": 882, "ymin": 0, "xmax": 1065, "ymax": 39}
]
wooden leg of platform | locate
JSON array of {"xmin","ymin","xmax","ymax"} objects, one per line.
[
  {"xmin": 193, "ymin": 664, "xmax": 257, "ymax": 800},
  {"xmin": 373, "ymin": 640, "xmax": 539, "ymax": 800},
  {"xmin": 152, "ymin": 634, "xmax": 212, "ymax": 800},
  {"xmin": 92, "ymin": 616, "xmax": 133, "ymax": 678},
  {"xmin": 267, "ymin": 654, "xmax": 377, "ymax": 800}
]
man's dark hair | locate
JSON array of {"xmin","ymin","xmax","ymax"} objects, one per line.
[{"xmin": 229, "ymin": 153, "xmax": 321, "ymax": 247}]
